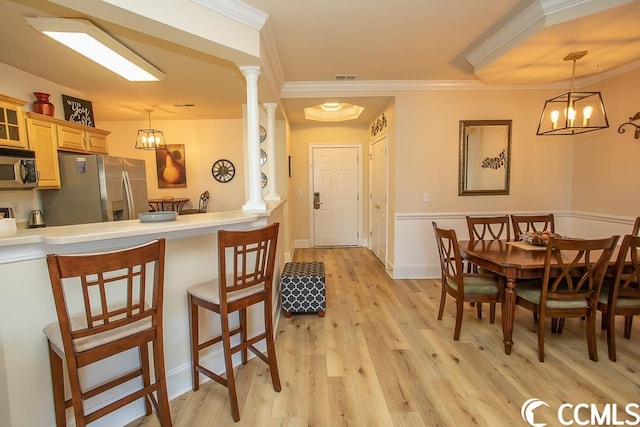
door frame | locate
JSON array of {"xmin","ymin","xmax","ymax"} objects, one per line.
[{"xmin": 308, "ymin": 143, "xmax": 364, "ymax": 247}]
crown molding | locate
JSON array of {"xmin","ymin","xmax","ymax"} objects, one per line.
[
  {"xmin": 191, "ymin": 0, "xmax": 268, "ymax": 30},
  {"xmin": 279, "ymin": 57, "xmax": 640, "ymax": 97},
  {"xmin": 280, "ymin": 79, "xmax": 569, "ymax": 97},
  {"xmin": 258, "ymin": 19, "xmax": 285, "ymax": 97}
]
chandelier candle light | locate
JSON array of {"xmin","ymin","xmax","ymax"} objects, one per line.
[
  {"xmin": 135, "ymin": 108, "xmax": 167, "ymax": 150},
  {"xmin": 536, "ymin": 51, "xmax": 608, "ymax": 136}
]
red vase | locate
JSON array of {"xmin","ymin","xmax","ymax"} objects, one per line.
[{"xmin": 33, "ymin": 92, "xmax": 54, "ymax": 117}]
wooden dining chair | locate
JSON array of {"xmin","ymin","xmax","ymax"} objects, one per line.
[
  {"xmin": 597, "ymin": 234, "xmax": 640, "ymax": 361},
  {"xmin": 510, "ymin": 214, "xmax": 555, "ymax": 241},
  {"xmin": 432, "ymin": 222, "xmax": 502, "ymax": 340},
  {"xmin": 187, "ymin": 223, "xmax": 281, "ymax": 421},
  {"xmin": 466, "ymin": 215, "xmax": 511, "ymax": 243},
  {"xmin": 181, "ymin": 190, "xmax": 210, "ymax": 215},
  {"xmin": 515, "ymin": 235, "xmax": 618, "ymax": 362},
  {"xmin": 465, "ymin": 215, "xmax": 509, "ymax": 318},
  {"xmin": 44, "ymin": 239, "xmax": 172, "ymax": 427},
  {"xmin": 633, "ymin": 216, "xmax": 640, "ymax": 236}
]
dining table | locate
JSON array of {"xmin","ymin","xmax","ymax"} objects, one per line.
[
  {"xmin": 458, "ymin": 238, "xmax": 621, "ymax": 355},
  {"xmin": 148, "ymin": 197, "xmax": 190, "ymax": 212}
]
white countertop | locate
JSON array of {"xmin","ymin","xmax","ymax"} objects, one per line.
[
  {"xmin": 0, "ymin": 200, "xmax": 286, "ymax": 265},
  {"xmin": 0, "ymin": 210, "xmax": 259, "ymax": 247}
]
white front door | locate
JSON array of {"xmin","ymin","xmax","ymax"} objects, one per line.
[
  {"xmin": 311, "ymin": 146, "xmax": 359, "ymax": 246},
  {"xmin": 369, "ymin": 134, "xmax": 387, "ymax": 264}
]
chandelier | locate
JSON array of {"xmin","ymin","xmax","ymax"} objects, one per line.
[
  {"xmin": 536, "ymin": 51, "xmax": 608, "ymax": 136},
  {"xmin": 135, "ymin": 108, "xmax": 167, "ymax": 150}
]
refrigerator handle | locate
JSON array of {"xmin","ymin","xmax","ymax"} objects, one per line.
[{"xmin": 122, "ymin": 170, "xmax": 135, "ymax": 220}]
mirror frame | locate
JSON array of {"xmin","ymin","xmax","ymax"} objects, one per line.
[{"xmin": 458, "ymin": 119, "xmax": 512, "ymax": 196}]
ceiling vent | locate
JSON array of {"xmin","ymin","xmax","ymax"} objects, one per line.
[{"xmin": 334, "ymin": 75, "xmax": 357, "ymax": 81}]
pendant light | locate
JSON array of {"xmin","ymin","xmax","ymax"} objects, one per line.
[
  {"xmin": 536, "ymin": 51, "xmax": 609, "ymax": 136},
  {"xmin": 135, "ymin": 108, "xmax": 167, "ymax": 150}
]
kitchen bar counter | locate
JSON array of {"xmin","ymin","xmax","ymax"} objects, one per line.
[
  {"xmin": 0, "ymin": 201, "xmax": 287, "ymax": 427},
  {"xmin": 0, "ymin": 210, "xmax": 260, "ymax": 264}
]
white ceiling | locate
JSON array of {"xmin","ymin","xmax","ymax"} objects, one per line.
[{"xmin": 1, "ymin": 0, "xmax": 639, "ymax": 125}]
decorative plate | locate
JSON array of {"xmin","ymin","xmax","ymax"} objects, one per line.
[
  {"xmin": 260, "ymin": 149, "xmax": 267, "ymax": 166},
  {"xmin": 211, "ymin": 159, "xmax": 235, "ymax": 183},
  {"xmin": 261, "ymin": 172, "xmax": 268, "ymax": 188},
  {"xmin": 139, "ymin": 211, "xmax": 178, "ymax": 222},
  {"xmin": 259, "ymin": 125, "xmax": 267, "ymax": 143}
]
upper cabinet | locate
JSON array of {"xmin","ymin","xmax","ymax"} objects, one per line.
[
  {"xmin": 26, "ymin": 112, "xmax": 110, "ymax": 189},
  {"xmin": 0, "ymin": 95, "xmax": 27, "ymax": 149},
  {"xmin": 55, "ymin": 119, "xmax": 109, "ymax": 154},
  {"xmin": 25, "ymin": 114, "xmax": 60, "ymax": 188}
]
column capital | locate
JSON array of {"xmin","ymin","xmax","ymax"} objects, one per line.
[
  {"xmin": 263, "ymin": 102, "xmax": 278, "ymax": 111},
  {"xmin": 239, "ymin": 65, "xmax": 261, "ymax": 78}
]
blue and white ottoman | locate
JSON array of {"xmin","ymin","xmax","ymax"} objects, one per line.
[{"xmin": 281, "ymin": 262, "xmax": 326, "ymax": 317}]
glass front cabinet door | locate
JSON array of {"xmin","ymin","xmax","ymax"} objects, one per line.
[{"xmin": 0, "ymin": 94, "xmax": 27, "ymax": 149}]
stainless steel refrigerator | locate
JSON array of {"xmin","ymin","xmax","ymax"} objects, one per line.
[{"xmin": 41, "ymin": 152, "xmax": 150, "ymax": 226}]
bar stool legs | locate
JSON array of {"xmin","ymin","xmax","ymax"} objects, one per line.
[{"xmin": 188, "ymin": 223, "xmax": 281, "ymax": 422}]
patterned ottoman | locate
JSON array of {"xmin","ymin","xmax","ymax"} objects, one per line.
[{"xmin": 281, "ymin": 262, "xmax": 326, "ymax": 317}]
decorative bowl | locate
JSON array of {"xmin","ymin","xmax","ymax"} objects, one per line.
[
  {"xmin": 521, "ymin": 231, "xmax": 563, "ymax": 246},
  {"xmin": 139, "ymin": 211, "xmax": 178, "ymax": 222}
]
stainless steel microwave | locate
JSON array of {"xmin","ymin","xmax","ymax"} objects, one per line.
[{"xmin": 0, "ymin": 147, "xmax": 38, "ymax": 189}]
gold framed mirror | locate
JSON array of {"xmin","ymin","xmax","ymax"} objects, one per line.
[{"xmin": 458, "ymin": 119, "xmax": 512, "ymax": 196}]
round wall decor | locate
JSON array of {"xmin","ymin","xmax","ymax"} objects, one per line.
[
  {"xmin": 261, "ymin": 172, "xmax": 268, "ymax": 188},
  {"xmin": 260, "ymin": 149, "xmax": 267, "ymax": 166},
  {"xmin": 259, "ymin": 125, "xmax": 267, "ymax": 143},
  {"xmin": 211, "ymin": 159, "xmax": 235, "ymax": 183}
]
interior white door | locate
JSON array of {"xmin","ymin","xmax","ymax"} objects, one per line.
[
  {"xmin": 369, "ymin": 135, "xmax": 387, "ymax": 263},
  {"xmin": 312, "ymin": 146, "xmax": 359, "ymax": 246}
]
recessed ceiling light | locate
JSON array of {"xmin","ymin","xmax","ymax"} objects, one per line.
[
  {"xmin": 321, "ymin": 102, "xmax": 342, "ymax": 112},
  {"xmin": 304, "ymin": 103, "xmax": 364, "ymax": 122}
]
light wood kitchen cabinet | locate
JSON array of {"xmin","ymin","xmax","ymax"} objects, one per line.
[
  {"xmin": 0, "ymin": 94, "xmax": 28, "ymax": 149},
  {"xmin": 85, "ymin": 129, "xmax": 108, "ymax": 153},
  {"xmin": 25, "ymin": 113, "xmax": 61, "ymax": 188},
  {"xmin": 56, "ymin": 121, "xmax": 109, "ymax": 154},
  {"xmin": 25, "ymin": 112, "xmax": 111, "ymax": 188}
]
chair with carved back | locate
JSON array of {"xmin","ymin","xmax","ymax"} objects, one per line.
[
  {"xmin": 465, "ymin": 215, "xmax": 509, "ymax": 318},
  {"xmin": 187, "ymin": 223, "xmax": 281, "ymax": 421},
  {"xmin": 600, "ymin": 217, "xmax": 640, "ymax": 331},
  {"xmin": 510, "ymin": 213, "xmax": 557, "ymax": 324},
  {"xmin": 180, "ymin": 191, "xmax": 210, "ymax": 215},
  {"xmin": 515, "ymin": 235, "xmax": 619, "ymax": 362},
  {"xmin": 510, "ymin": 214, "xmax": 555, "ymax": 241},
  {"xmin": 597, "ymin": 233, "xmax": 640, "ymax": 361},
  {"xmin": 467, "ymin": 215, "xmax": 511, "ymax": 243},
  {"xmin": 44, "ymin": 239, "xmax": 172, "ymax": 426},
  {"xmin": 432, "ymin": 222, "xmax": 501, "ymax": 340}
]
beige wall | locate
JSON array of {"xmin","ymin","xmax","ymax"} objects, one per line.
[
  {"xmin": 288, "ymin": 125, "xmax": 370, "ymax": 244},
  {"xmin": 571, "ymin": 68, "xmax": 640, "ymax": 217},
  {"xmin": 104, "ymin": 119, "xmax": 246, "ymax": 212},
  {"xmin": 393, "ymin": 88, "xmax": 576, "ymax": 215}
]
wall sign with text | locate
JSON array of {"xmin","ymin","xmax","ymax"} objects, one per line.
[{"xmin": 61, "ymin": 95, "xmax": 95, "ymax": 127}]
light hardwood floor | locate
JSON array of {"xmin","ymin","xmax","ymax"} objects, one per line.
[{"xmin": 129, "ymin": 247, "xmax": 640, "ymax": 426}]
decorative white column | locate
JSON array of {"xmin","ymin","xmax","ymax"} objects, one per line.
[
  {"xmin": 240, "ymin": 66, "xmax": 266, "ymax": 212},
  {"xmin": 263, "ymin": 102, "xmax": 281, "ymax": 201}
]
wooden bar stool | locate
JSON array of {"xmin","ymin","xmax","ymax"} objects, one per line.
[
  {"xmin": 187, "ymin": 223, "xmax": 281, "ymax": 422},
  {"xmin": 43, "ymin": 239, "xmax": 172, "ymax": 426}
]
